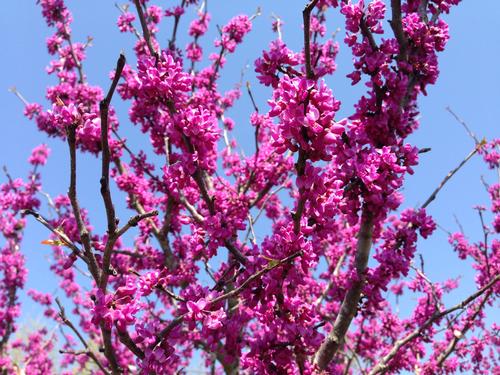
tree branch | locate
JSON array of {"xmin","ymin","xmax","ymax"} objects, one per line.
[
  {"xmin": 421, "ymin": 145, "xmax": 481, "ymax": 209},
  {"xmin": 116, "ymin": 325, "xmax": 145, "ymax": 359},
  {"xmin": 152, "ymin": 251, "xmax": 302, "ymax": 348},
  {"xmin": 21, "ymin": 209, "xmax": 84, "ymax": 260},
  {"xmin": 55, "ymin": 298, "xmax": 109, "ymax": 374},
  {"xmin": 115, "ymin": 210, "xmax": 158, "ymax": 239},
  {"xmin": 389, "ymin": 0, "xmax": 407, "ymax": 60},
  {"xmin": 368, "ymin": 275, "xmax": 499, "ymax": 374},
  {"xmin": 435, "ymin": 290, "xmax": 493, "ymax": 368},
  {"xmin": 133, "ymin": 0, "xmax": 158, "ymax": 58},
  {"xmin": 303, "ymin": 0, "xmax": 319, "ymax": 79},
  {"xmin": 314, "ymin": 212, "xmax": 374, "ymax": 370},
  {"xmin": 66, "ymin": 125, "xmax": 101, "ymax": 282},
  {"xmin": 99, "ymin": 53, "xmax": 126, "ymax": 290}
]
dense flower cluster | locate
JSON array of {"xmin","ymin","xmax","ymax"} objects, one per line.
[
  {"xmin": 2, "ymin": 1, "xmax": 498, "ymax": 374},
  {"xmin": 268, "ymin": 76, "xmax": 343, "ymax": 161}
]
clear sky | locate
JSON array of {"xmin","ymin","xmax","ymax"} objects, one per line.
[{"xmin": 0, "ymin": 0, "xmax": 498, "ymax": 367}]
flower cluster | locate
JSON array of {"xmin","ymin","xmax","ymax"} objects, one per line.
[
  {"xmin": 5, "ymin": 1, "xmax": 498, "ymax": 375},
  {"xmin": 215, "ymin": 15, "xmax": 252, "ymax": 53},
  {"xmin": 268, "ymin": 76, "xmax": 343, "ymax": 161}
]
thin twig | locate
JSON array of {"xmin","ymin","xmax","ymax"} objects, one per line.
[
  {"xmin": 115, "ymin": 210, "xmax": 158, "ymax": 238},
  {"xmin": 8, "ymin": 87, "xmax": 29, "ymax": 106},
  {"xmin": 169, "ymin": 0, "xmax": 187, "ymax": 50},
  {"xmin": 314, "ymin": 253, "xmax": 346, "ymax": 307},
  {"xmin": 21, "ymin": 209, "xmax": 85, "ymax": 261},
  {"xmin": 63, "ymin": 26, "xmax": 85, "ymax": 84},
  {"xmin": 421, "ymin": 146, "xmax": 481, "ymax": 209},
  {"xmin": 445, "ymin": 106, "xmax": 480, "ymax": 145},
  {"xmin": 56, "ymin": 298, "xmax": 109, "ymax": 374},
  {"xmin": 115, "ymin": 3, "xmax": 142, "ymax": 40}
]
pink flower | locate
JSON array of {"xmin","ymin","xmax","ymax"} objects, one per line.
[
  {"xmin": 187, "ymin": 298, "xmax": 207, "ymax": 321},
  {"xmin": 28, "ymin": 144, "xmax": 51, "ymax": 166}
]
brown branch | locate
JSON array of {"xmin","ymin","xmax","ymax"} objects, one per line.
[
  {"xmin": 133, "ymin": 0, "xmax": 158, "ymax": 58},
  {"xmin": 113, "ymin": 158, "xmax": 176, "ymax": 268},
  {"xmin": 389, "ymin": 0, "xmax": 407, "ymax": 60},
  {"xmin": 66, "ymin": 125, "xmax": 101, "ymax": 282},
  {"xmin": 55, "ymin": 298, "xmax": 109, "ymax": 374},
  {"xmin": 303, "ymin": 0, "xmax": 319, "ymax": 79},
  {"xmin": 100, "ymin": 323, "xmax": 120, "ymax": 374},
  {"xmin": 249, "ymin": 180, "xmax": 275, "ymax": 208},
  {"xmin": 368, "ymin": 275, "xmax": 500, "ymax": 374},
  {"xmin": 169, "ymin": 0, "xmax": 187, "ymax": 50},
  {"xmin": 116, "ymin": 325, "xmax": 145, "ymax": 359},
  {"xmin": 359, "ymin": 16, "xmax": 378, "ymax": 51},
  {"xmin": 435, "ymin": 289, "xmax": 492, "ymax": 368},
  {"xmin": 182, "ymin": 135, "xmax": 248, "ymax": 266},
  {"xmin": 99, "ymin": 53, "xmax": 126, "ymax": 289},
  {"xmin": 293, "ymin": 150, "xmax": 308, "ymax": 235},
  {"xmin": 246, "ymin": 81, "xmax": 259, "ymax": 114},
  {"xmin": 63, "ymin": 26, "xmax": 85, "ymax": 84},
  {"xmin": 152, "ymin": 314, "xmax": 187, "ymax": 349},
  {"xmin": 224, "ymin": 239, "xmax": 248, "ymax": 266},
  {"xmin": 179, "ymin": 194, "xmax": 205, "ymax": 223},
  {"xmin": 21, "ymin": 209, "xmax": 84, "ymax": 259},
  {"xmin": 418, "ymin": 0, "xmax": 429, "ymax": 23},
  {"xmin": 314, "ymin": 211, "xmax": 374, "ymax": 370},
  {"xmin": 115, "ymin": 210, "xmax": 158, "ymax": 238},
  {"xmin": 95, "ymin": 54, "xmax": 127, "ymax": 374},
  {"xmin": 421, "ymin": 146, "xmax": 480, "ymax": 209},
  {"xmin": 59, "ymin": 349, "xmax": 90, "ymax": 356}
]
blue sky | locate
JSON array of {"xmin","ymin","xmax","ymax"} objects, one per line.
[{"xmin": 0, "ymin": 0, "xmax": 498, "ymax": 367}]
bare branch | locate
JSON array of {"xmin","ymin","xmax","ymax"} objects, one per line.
[
  {"xmin": 211, "ymin": 251, "xmax": 302, "ymax": 305},
  {"xmin": 99, "ymin": 53, "xmax": 126, "ymax": 289},
  {"xmin": 115, "ymin": 210, "xmax": 158, "ymax": 238},
  {"xmin": 21, "ymin": 208, "xmax": 86, "ymax": 261},
  {"xmin": 314, "ymin": 212, "xmax": 374, "ymax": 370},
  {"xmin": 359, "ymin": 16, "xmax": 378, "ymax": 51},
  {"xmin": 303, "ymin": 0, "xmax": 320, "ymax": 79},
  {"xmin": 446, "ymin": 106, "xmax": 480, "ymax": 145},
  {"xmin": 169, "ymin": 0, "xmax": 187, "ymax": 50},
  {"xmin": 421, "ymin": 146, "xmax": 480, "ymax": 209},
  {"xmin": 115, "ymin": 3, "xmax": 142, "ymax": 39},
  {"xmin": 55, "ymin": 298, "xmax": 109, "ymax": 374},
  {"xmin": 368, "ymin": 275, "xmax": 499, "ymax": 374},
  {"xmin": 133, "ymin": 0, "xmax": 158, "ymax": 58},
  {"xmin": 66, "ymin": 125, "xmax": 101, "ymax": 282},
  {"xmin": 64, "ymin": 28, "xmax": 85, "ymax": 84},
  {"xmin": 116, "ymin": 325, "xmax": 145, "ymax": 359},
  {"xmin": 293, "ymin": 149, "xmax": 308, "ymax": 235},
  {"xmin": 389, "ymin": 0, "xmax": 407, "ymax": 60}
]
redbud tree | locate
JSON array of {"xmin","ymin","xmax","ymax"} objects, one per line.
[{"xmin": 1, "ymin": 0, "xmax": 498, "ymax": 374}]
